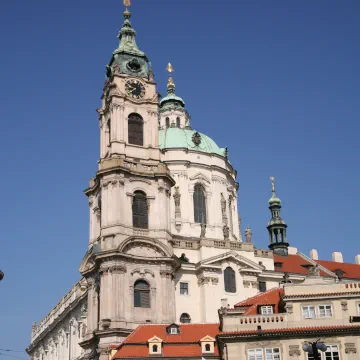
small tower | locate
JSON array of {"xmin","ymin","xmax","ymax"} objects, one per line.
[
  {"xmin": 267, "ymin": 177, "xmax": 289, "ymax": 256},
  {"xmin": 159, "ymin": 63, "xmax": 189, "ymax": 129}
]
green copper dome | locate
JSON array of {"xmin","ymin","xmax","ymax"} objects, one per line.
[{"xmin": 159, "ymin": 128, "xmax": 227, "ymax": 157}]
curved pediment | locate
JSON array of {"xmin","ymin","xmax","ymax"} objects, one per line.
[{"xmin": 119, "ymin": 237, "xmax": 173, "ymax": 258}]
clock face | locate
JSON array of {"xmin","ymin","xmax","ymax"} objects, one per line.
[{"xmin": 125, "ymin": 79, "xmax": 145, "ymax": 99}]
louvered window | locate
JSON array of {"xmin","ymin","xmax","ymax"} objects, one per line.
[
  {"xmin": 176, "ymin": 117, "xmax": 180, "ymax": 128},
  {"xmin": 180, "ymin": 313, "xmax": 191, "ymax": 323},
  {"xmin": 128, "ymin": 113, "xmax": 143, "ymax": 146},
  {"xmin": 193, "ymin": 184, "xmax": 206, "ymax": 224},
  {"xmin": 134, "ymin": 280, "xmax": 150, "ymax": 308},
  {"xmin": 132, "ymin": 191, "xmax": 148, "ymax": 229},
  {"xmin": 166, "ymin": 117, "xmax": 170, "ymax": 128},
  {"xmin": 224, "ymin": 267, "xmax": 236, "ymax": 293}
]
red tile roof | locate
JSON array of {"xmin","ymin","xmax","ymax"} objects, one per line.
[
  {"xmin": 112, "ymin": 324, "xmax": 221, "ymax": 359},
  {"xmin": 273, "ymin": 254, "xmax": 360, "ymax": 279},
  {"xmin": 315, "ymin": 259, "xmax": 360, "ymax": 279},
  {"xmin": 219, "ymin": 325, "xmax": 360, "ymax": 338},
  {"xmin": 273, "ymin": 254, "xmax": 313, "ymax": 275},
  {"xmin": 234, "ymin": 288, "xmax": 284, "ymax": 315}
]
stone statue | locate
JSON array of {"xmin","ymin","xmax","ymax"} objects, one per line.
[
  {"xmin": 223, "ymin": 225, "xmax": 230, "ymax": 241},
  {"xmin": 200, "ymin": 223, "xmax": 206, "ymax": 238},
  {"xmin": 245, "ymin": 226, "xmax": 252, "ymax": 243},
  {"xmin": 173, "ymin": 186, "xmax": 181, "ymax": 218},
  {"xmin": 221, "ymin": 193, "xmax": 228, "ymax": 225},
  {"xmin": 179, "ymin": 253, "xmax": 189, "ymax": 263},
  {"xmin": 308, "ymin": 264, "xmax": 320, "ymax": 277}
]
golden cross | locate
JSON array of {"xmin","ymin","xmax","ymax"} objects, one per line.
[
  {"xmin": 123, "ymin": 0, "xmax": 131, "ymax": 7},
  {"xmin": 270, "ymin": 176, "xmax": 275, "ymax": 192},
  {"xmin": 166, "ymin": 63, "xmax": 174, "ymax": 74}
]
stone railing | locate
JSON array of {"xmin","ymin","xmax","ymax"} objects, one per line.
[
  {"xmin": 222, "ymin": 312, "xmax": 289, "ymax": 331},
  {"xmin": 31, "ymin": 278, "xmax": 86, "ymax": 342},
  {"xmin": 254, "ymin": 249, "xmax": 273, "ymax": 258},
  {"xmin": 237, "ymin": 314, "xmax": 286, "ymax": 325}
]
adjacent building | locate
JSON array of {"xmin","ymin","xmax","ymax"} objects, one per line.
[{"xmin": 218, "ymin": 274, "xmax": 360, "ymax": 359}]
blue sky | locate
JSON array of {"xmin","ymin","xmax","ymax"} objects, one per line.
[{"xmin": 0, "ymin": 0, "xmax": 359, "ymax": 353}]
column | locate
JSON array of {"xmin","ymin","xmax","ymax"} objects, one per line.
[
  {"xmin": 160, "ymin": 271, "xmax": 169, "ymax": 322},
  {"xmin": 85, "ymin": 276, "xmax": 99, "ymax": 335},
  {"xmin": 111, "ymin": 265, "xmax": 126, "ymax": 322}
]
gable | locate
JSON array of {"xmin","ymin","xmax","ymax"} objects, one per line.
[
  {"xmin": 197, "ymin": 251, "xmax": 263, "ymax": 272},
  {"xmin": 148, "ymin": 336, "xmax": 163, "ymax": 343}
]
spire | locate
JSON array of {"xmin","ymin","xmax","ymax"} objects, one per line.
[
  {"xmin": 160, "ymin": 63, "xmax": 185, "ymax": 109},
  {"xmin": 166, "ymin": 63, "xmax": 176, "ymax": 94},
  {"xmin": 267, "ymin": 177, "xmax": 289, "ymax": 256},
  {"xmin": 106, "ymin": 0, "xmax": 149, "ymax": 79}
]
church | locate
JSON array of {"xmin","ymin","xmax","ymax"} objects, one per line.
[{"xmin": 27, "ymin": 3, "xmax": 360, "ymax": 360}]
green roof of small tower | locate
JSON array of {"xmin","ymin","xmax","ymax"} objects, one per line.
[
  {"xmin": 106, "ymin": 1, "xmax": 149, "ymax": 79},
  {"xmin": 267, "ymin": 177, "xmax": 289, "ymax": 256}
]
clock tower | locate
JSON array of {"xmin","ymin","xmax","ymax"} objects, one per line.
[{"xmin": 79, "ymin": 2, "xmax": 178, "ymax": 358}]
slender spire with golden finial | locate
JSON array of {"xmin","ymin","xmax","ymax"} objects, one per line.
[
  {"xmin": 123, "ymin": 0, "xmax": 131, "ymax": 19},
  {"xmin": 166, "ymin": 63, "xmax": 176, "ymax": 94}
]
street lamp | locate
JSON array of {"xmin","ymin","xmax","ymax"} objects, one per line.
[{"xmin": 303, "ymin": 341, "xmax": 327, "ymax": 360}]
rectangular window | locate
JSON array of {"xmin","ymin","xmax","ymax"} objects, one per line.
[
  {"xmin": 325, "ymin": 345, "xmax": 340, "ymax": 360},
  {"xmin": 265, "ymin": 348, "xmax": 280, "ymax": 360},
  {"xmin": 302, "ymin": 305, "xmax": 316, "ymax": 319},
  {"xmin": 259, "ymin": 281, "xmax": 267, "ymax": 293},
  {"xmin": 318, "ymin": 305, "xmax": 332, "ymax": 318},
  {"xmin": 248, "ymin": 349, "xmax": 263, "ymax": 360},
  {"xmin": 180, "ymin": 282, "xmax": 189, "ymax": 295},
  {"xmin": 357, "ymin": 303, "xmax": 360, "ymax": 315},
  {"xmin": 261, "ymin": 306, "xmax": 273, "ymax": 315}
]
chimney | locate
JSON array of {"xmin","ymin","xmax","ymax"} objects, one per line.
[
  {"xmin": 288, "ymin": 247, "xmax": 298, "ymax": 255},
  {"xmin": 310, "ymin": 249, "xmax": 318, "ymax": 261},
  {"xmin": 355, "ymin": 255, "xmax": 360, "ymax": 265},
  {"xmin": 332, "ymin": 252, "xmax": 343, "ymax": 263}
]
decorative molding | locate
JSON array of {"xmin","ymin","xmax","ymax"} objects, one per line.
[
  {"xmin": 345, "ymin": 343, "xmax": 357, "ymax": 354},
  {"xmin": 289, "ymin": 345, "xmax": 301, "ymax": 357},
  {"xmin": 131, "ymin": 268, "xmax": 155, "ymax": 277}
]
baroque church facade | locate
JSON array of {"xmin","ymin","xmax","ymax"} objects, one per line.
[{"xmin": 27, "ymin": 4, "xmax": 360, "ymax": 360}]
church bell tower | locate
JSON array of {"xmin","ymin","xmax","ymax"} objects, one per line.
[{"xmin": 79, "ymin": 2, "xmax": 177, "ymax": 357}]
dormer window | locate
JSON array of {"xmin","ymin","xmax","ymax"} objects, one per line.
[
  {"xmin": 260, "ymin": 306, "xmax": 273, "ymax": 315},
  {"xmin": 274, "ymin": 262, "xmax": 283, "ymax": 268},
  {"xmin": 166, "ymin": 324, "xmax": 180, "ymax": 335},
  {"xmin": 148, "ymin": 336, "xmax": 163, "ymax": 355},
  {"xmin": 200, "ymin": 336, "xmax": 215, "ymax": 354}
]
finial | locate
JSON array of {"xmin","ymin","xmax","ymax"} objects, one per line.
[
  {"xmin": 270, "ymin": 176, "xmax": 275, "ymax": 192},
  {"xmin": 166, "ymin": 63, "xmax": 174, "ymax": 74},
  {"xmin": 166, "ymin": 63, "xmax": 176, "ymax": 93},
  {"xmin": 123, "ymin": 0, "xmax": 131, "ymax": 18}
]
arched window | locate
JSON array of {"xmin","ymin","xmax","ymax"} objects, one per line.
[
  {"xmin": 166, "ymin": 117, "xmax": 170, "ymax": 128},
  {"xmin": 132, "ymin": 191, "xmax": 148, "ymax": 229},
  {"xmin": 176, "ymin": 117, "xmax": 180, "ymax": 128},
  {"xmin": 134, "ymin": 280, "xmax": 150, "ymax": 308},
  {"xmin": 128, "ymin": 113, "xmax": 143, "ymax": 146},
  {"xmin": 193, "ymin": 184, "xmax": 207, "ymax": 224},
  {"xmin": 152, "ymin": 345, "xmax": 158, "ymax": 352},
  {"xmin": 180, "ymin": 313, "xmax": 191, "ymax": 323},
  {"xmin": 205, "ymin": 344, "xmax": 211, "ymax": 352},
  {"xmin": 224, "ymin": 267, "xmax": 236, "ymax": 293}
]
